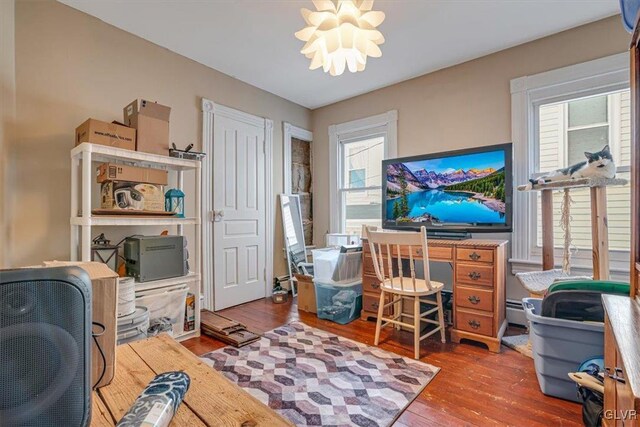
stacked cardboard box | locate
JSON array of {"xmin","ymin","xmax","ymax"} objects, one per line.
[
  {"xmin": 124, "ymin": 99, "xmax": 171, "ymax": 156},
  {"xmin": 75, "ymin": 119, "xmax": 136, "ymax": 150},
  {"xmin": 43, "ymin": 261, "xmax": 119, "ymax": 389},
  {"xmin": 75, "ymin": 98, "xmax": 172, "ymax": 156},
  {"xmin": 98, "ymin": 163, "xmax": 167, "ymax": 212}
]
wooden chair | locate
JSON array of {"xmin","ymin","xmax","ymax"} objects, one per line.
[{"xmin": 365, "ymin": 226, "xmax": 446, "ymax": 359}]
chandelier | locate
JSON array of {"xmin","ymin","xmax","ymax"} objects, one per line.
[{"xmin": 295, "ymin": 0, "xmax": 386, "ymax": 76}]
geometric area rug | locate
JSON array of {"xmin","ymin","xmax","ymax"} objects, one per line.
[
  {"xmin": 201, "ymin": 322, "xmax": 440, "ymax": 427},
  {"xmin": 501, "ymin": 334, "xmax": 533, "ymax": 359}
]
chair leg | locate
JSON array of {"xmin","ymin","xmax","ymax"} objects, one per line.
[
  {"xmin": 436, "ymin": 291, "xmax": 446, "ymax": 344},
  {"xmin": 374, "ymin": 290, "xmax": 385, "ymax": 346},
  {"xmin": 394, "ymin": 295, "xmax": 402, "ymax": 331},
  {"xmin": 414, "ymin": 296, "xmax": 421, "ymax": 360}
]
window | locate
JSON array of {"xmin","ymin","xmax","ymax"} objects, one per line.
[
  {"xmin": 329, "ymin": 111, "xmax": 398, "ymax": 235},
  {"xmin": 536, "ymin": 91, "xmax": 631, "ymax": 253},
  {"xmin": 341, "ymin": 138, "xmax": 384, "ymax": 235},
  {"xmin": 511, "ymin": 53, "xmax": 630, "ymax": 278}
]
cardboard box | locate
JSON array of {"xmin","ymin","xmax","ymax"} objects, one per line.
[
  {"xmin": 294, "ymin": 273, "xmax": 317, "ymax": 313},
  {"xmin": 184, "ymin": 292, "xmax": 195, "ymax": 332},
  {"xmin": 101, "ymin": 181, "xmax": 165, "ymax": 212},
  {"xmin": 124, "ymin": 99, "xmax": 171, "ymax": 156},
  {"xmin": 76, "ymin": 118, "xmax": 136, "ymax": 151},
  {"xmin": 43, "ymin": 261, "xmax": 119, "ymax": 389},
  {"xmin": 97, "ymin": 163, "xmax": 168, "ymax": 185}
]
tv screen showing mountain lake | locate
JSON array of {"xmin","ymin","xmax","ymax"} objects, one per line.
[{"xmin": 386, "ymin": 149, "xmax": 507, "ymax": 225}]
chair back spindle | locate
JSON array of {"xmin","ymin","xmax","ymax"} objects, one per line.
[{"xmin": 366, "ymin": 226, "xmax": 432, "ymax": 292}]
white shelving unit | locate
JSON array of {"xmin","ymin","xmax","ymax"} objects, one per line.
[{"xmin": 70, "ymin": 142, "xmax": 202, "ymax": 341}]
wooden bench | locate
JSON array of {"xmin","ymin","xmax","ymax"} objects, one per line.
[{"xmin": 91, "ymin": 334, "xmax": 291, "ymax": 426}]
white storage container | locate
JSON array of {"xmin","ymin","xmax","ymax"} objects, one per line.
[
  {"xmin": 326, "ymin": 233, "xmax": 359, "ymax": 248},
  {"xmin": 312, "ymin": 248, "xmax": 362, "ymax": 285},
  {"xmin": 135, "ymin": 284, "xmax": 188, "ymax": 337}
]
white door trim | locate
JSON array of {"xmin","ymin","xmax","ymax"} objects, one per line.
[
  {"xmin": 201, "ymin": 98, "xmax": 274, "ymax": 309},
  {"xmin": 283, "ymin": 122, "xmax": 313, "ymax": 194}
]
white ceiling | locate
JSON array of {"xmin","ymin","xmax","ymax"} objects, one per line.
[{"xmin": 59, "ymin": 0, "xmax": 620, "ymax": 109}]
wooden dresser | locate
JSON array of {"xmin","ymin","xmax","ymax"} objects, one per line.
[
  {"xmin": 603, "ymin": 295, "xmax": 640, "ymax": 427},
  {"xmin": 601, "ymin": 18, "xmax": 640, "ymax": 425},
  {"xmin": 362, "ymin": 238, "xmax": 508, "ymax": 352}
]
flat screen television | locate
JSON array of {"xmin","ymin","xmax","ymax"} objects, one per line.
[{"xmin": 382, "ymin": 143, "xmax": 512, "ymax": 235}]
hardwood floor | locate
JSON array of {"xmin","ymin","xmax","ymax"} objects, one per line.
[{"xmin": 182, "ymin": 297, "xmax": 582, "ymax": 427}]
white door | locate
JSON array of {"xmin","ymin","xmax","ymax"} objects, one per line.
[{"xmin": 213, "ymin": 113, "xmax": 266, "ymax": 310}]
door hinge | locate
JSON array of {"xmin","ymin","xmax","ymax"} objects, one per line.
[
  {"xmin": 263, "ymin": 140, "xmax": 266, "ymax": 153},
  {"xmin": 264, "ymin": 268, "xmax": 267, "ymax": 282}
]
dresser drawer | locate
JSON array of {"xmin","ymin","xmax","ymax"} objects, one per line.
[
  {"xmin": 457, "ymin": 248, "xmax": 494, "ymax": 263},
  {"xmin": 428, "ymin": 246, "xmax": 453, "ymax": 261},
  {"xmin": 362, "ymin": 274, "xmax": 382, "ymax": 293},
  {"xmin": 363, "ymin": 255, "xmax": 376, "ymax": 276},
  {"xmin": 363, "ymin": 294, "xmax": 391, "ymax": 316},
  {"xmin": 456, "ymin": 286, "xmax": 494, "ymax": 312},
  {"xmin": 374, "ymin": 245, "xmax": 453, "ymax": 260},
  {"xmin": 456, "ymin": 263, "xmax": 494, "ymax": 287},
  {"xmin": 456, "ymin": 309, "xmax": 494, "ymax": 337}
]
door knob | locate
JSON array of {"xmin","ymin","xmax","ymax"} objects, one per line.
[{"xmin": 213, "ymin": 210, "xmax": 225, "ymax": 222}]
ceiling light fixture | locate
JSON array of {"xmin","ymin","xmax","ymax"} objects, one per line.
[{"xmin": 295, "ymin": 0, "xmax": 385, "ymax": 77}]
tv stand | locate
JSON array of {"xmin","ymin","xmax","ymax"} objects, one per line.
[{"xmin": 427, "ymin": 230, "xmax": 471, "ymax": 240}]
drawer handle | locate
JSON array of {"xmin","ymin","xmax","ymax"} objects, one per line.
[
  {"xmin": 467, "ymin": 295, "xmax": 481, "ymax": 305},
  {"xmin": 468, "ymin": 272, "xmax": 481, "ymax": 280},
  {"xmin": 469, "ymin": 252, "xmax": 481, "ymax": 261},
  {"xmin": 372, "ymin": 302, "xmax": 379, "ymax": 309},
  {"xmin": 416, "ymin": 248, "xmax": 423, "ymax": 255},
  {"xmin": 605, "ymin": 367, "xmax": 626, "ymax": 384},
  {"xmin": 371, "ymin": 282, "xmax": 380, "ymax": 289},
  {"xmin": 468, "ymin": 320, "xmax": 481, "ymax": 329}
]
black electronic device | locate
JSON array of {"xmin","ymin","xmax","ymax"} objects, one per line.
[{"xmin": 0, "ymin": 267, "xmax": 92, "ymax": 426}]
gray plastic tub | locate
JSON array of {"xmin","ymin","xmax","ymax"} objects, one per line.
[{"xmin": 523, "ymin": 297, "xmax": 604, "ymax": 402}]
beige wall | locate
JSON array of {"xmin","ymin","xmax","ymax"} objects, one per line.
[
  {"xmin": 311, "ymin": 16, "xmax": 630, "ymax": 300},
  {"xmin": 9, "ymin": 0, "xmax": 311, "ymax": 281},
  {"xmin": 1, "ymin": 0, "xmax": 16, "ymax": 268}
]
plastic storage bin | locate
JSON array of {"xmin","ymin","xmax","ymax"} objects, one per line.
[
  {"xmin": 312, "ymin": 248, "xmax": 362, "ymax": 284},
  {"xmin": 135, "ymin": 284, "xmax": 189, "ymax": 337},
  {"xmin": 523, "ymin": 297, "xmax": 604, "ymax": 402},
  {"xmin": 314, "ymin": 280, "xmax": 363, "ymax": 324}
]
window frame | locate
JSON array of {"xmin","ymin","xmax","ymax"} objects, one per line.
[
  {"xmin": 329, "ymin": 111, "xmax": 398, "ymax": 234},
  {"xmin": 510, "ymin": 53, "xmax": 630, "ymax": 279}
]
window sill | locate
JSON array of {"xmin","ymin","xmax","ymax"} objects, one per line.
[{"xmin": 510, "ymin": 257, "xmax": 631, "ymax": 282}]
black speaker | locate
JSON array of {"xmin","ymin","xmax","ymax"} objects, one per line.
[{"xmin": 0, "ymin": 267, "xmax": 92, "ymax": 426}]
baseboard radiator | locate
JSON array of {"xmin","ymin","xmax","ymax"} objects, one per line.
[{"xmin": 506, "ymin": 298, "xmax": 528, "ymax": 327}]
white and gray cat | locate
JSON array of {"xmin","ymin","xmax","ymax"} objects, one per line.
[{"xmin": 525, "ymin": 145, "xmax": 616, "ymax": 190}]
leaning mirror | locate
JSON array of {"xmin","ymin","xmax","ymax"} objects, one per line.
[{"xmin": 280, "ymin": 194, "xmax": 309, "ymax": 296}]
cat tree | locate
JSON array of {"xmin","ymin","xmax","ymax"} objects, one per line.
[{"xmin": 515, "ymin": 177, "xmax": 628, "ymax": 295}]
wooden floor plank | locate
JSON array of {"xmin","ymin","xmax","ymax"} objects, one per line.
[
  {"xmin": 183, "ymin": 297, "xmax": 583, "ymax": 427},
  {"xmin": 91, "ymin": 394, "xmax": 116, "ymax": 426},
  {"xmin": 129, "ymin": 334, "xmax": 293, "ymax": 427},
  {"xmin": 96, "ymin": 343, "xmax": 205, "ymax": 426}
]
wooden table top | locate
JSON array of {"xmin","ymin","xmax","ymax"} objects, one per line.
[{"xmin": 91, "ymin": 334, "xmax": 292, "ymax": 426}]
